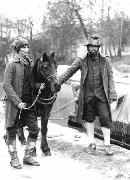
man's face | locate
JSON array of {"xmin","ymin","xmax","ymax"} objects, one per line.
[
  {"xmin": 87, "ymin": 45, "xmax": 99, "ymax": 56},
  {"xmin": 18, "ymin": 45, "xmax": 30, "ymax": 58}
]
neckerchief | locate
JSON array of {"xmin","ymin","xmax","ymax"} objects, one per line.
[{"xmin": 15, "ymin": 54, "xmax": 31, "ymax": 66}]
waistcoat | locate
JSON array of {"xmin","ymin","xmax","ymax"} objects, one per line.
[{"xmin": 84, "ymin": 55, "xmax": 106, "ymax": 103}]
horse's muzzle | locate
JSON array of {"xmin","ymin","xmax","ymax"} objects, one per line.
[{"xmin": 53, "ymin": 82, "xmax": 61, "ymax": 93}]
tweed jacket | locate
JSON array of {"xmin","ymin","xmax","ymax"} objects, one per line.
[
  {"xmin": 3, "ymin": 56, "xmax": 33, "ymax": 128},
  {"xmin": 58, "ymin": 53, "xmax": 117, "ymax": 124}
]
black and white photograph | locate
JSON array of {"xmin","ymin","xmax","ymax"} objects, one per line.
[{"xmin": 0, "ymin": 0, "xmax": 130, "ymax": 179}]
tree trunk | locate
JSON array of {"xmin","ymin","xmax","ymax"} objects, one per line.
[
  {"xmin": 74, "ymin": 9, "xmax": 88, "ymax": 39},
  {"xmin": 117, "ymin": 46, "xmax": 122, "ymax": 59}
]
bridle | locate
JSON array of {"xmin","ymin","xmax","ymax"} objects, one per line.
[
  {"xmin": 37, "ymin": 60, "xmax": 57, "ymax": 82},
  {"xmin": 23, "ymin": 81, "xmax": 57, "ymax": 110},
  {"xmin": 23, "ymin": 68, "xmax": 57, "ymax": 109},
  {"xmin": 36, "ymin": 72, "xmax": 57, "ymax": 105},
  {"xmin": 18, "ymin": 81, "xmax": 56, "ymax": 120},
  {"xmin": 37, "ymin": 92, "xmax": 57, "ymax": 105},
  {"xmin": 46, "ymin": 73, "xmax": 57, "ymax": 81}
]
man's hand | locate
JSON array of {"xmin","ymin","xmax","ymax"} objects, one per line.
[
  {"xmin": 109, "ymin": 99, "xmax": 117, "ymax": 104},
  {"xmin": 110, "ymin": 100, "xmax": 117, "ymax": 111},
  {"xmin": 17, "ymin": 102, "xmax": 26, "ymax": 109}
]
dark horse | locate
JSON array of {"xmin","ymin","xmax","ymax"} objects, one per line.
[{"xmin": 18, "ymin": 52, "xmax": 58, "ymax": 156}]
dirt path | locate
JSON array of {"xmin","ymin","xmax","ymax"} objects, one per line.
[
  {"xmin": 0, "ymin": 111, "xmax": 130, "ymax": 180},
  {"xmin": 0, "ymin": 90, "xmax": 130, "ymax": 180}
]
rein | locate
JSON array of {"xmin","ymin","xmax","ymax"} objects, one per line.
[
  {"xmin": 47, "ymin": 73, "xmax": 57, "ymax": 79},
  {"xmin": 37, "ymin": 93, "xmax": 56, "ymax": 105},
  {"xmin": 22, "ymin": 60, "xmax": 57, "ymax": 109},
  {"xmin": 23, "ymin": 83, "xmax": 56, "ymax": 110},
  {"xmin": 35, "ymin": 73, "xmax": 57, "ymax": 105},
  {"xmin": 23, "ymin": 83, "xmax": 46, "ymax": 110},
  {"xmin": 44, "ymin": 73, "xmax": 57, "ymax": 81}
]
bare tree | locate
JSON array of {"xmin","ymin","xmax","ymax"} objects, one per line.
[
  {"xmin": 44, "ymin": 0, "xmax": 83, "ymax": 63},
  {"xmin": 0, "ymin": 14, "xmax": 13, "ymax": 81}
]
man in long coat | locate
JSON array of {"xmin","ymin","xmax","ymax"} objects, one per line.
[{"xmin": 57, "ymin": 35, "xmax": 117, "ymax": 155}]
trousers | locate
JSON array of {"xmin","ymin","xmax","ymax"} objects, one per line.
[
  {"xmin": 6, "ymin": 107, "xmax": 39, "ymax": 145},
  {"xmin": 82, "ymin": 96, "xmax": 111, "ymax": 128}
]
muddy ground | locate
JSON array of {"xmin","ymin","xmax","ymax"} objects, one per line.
[{"xmin": 0, "ymin": 108, "xmax": 130, "ymax": 180}]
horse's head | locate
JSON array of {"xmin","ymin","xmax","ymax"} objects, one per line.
[{"xmin": 35, "ymin": 52, "xmax": 58, "ymax": 93}]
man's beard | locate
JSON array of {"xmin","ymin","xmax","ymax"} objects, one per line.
[{"xmin": 88, "ymin": 50, "xmax": 98, "ymax": 57}]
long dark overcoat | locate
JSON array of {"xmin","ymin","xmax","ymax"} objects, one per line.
[
  {"xmin": 3, "ymin": 56, "xmax": 33, "ymax": 128},
  {"xmin": 58, "ymin": 53, "xmax": 117, "ymax": 124}
]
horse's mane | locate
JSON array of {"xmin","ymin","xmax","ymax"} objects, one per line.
[
  {"xmin": 33, "ymin": 58, "xmax": 41, "ymax": 82},
  {"xmin": 33, "ymin": 59, "xmax": 39, "ymax": 74}
]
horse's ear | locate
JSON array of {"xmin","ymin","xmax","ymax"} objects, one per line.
[
  {"xmin": 42, "ymin": 52, "xmax": 47, "ymax": 61},
  {"xmin": 51, "ymin": 52, "xmax": 54, "ymax": 58},
  {"xmin": 51, "ymin": 52, "xmax": 57, "ymax": 67}
]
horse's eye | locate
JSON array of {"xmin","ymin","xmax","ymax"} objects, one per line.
[
  {"xmin": 42, "ymin": 62, "xmax": 48, "ymax": 68},
  {"xmin": 43, "ymin": 64, "xmax": 47, "ymax": 68}
]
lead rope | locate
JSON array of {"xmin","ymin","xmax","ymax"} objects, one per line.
[
  {"xmin": 18, "ymin": 83, "xmax": 46, "ymax": 120},
  {"xmin": 23, "ymin": 83, "xmax": 46, "ymax": 110}
]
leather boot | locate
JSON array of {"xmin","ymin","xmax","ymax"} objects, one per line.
[
  {"xmin": 23, "ymin": 140, "xmax": 40, "ymax": 166},
  {"xmin": 8, "ymin": 141, "xmax": 22, "ymax": 169}
]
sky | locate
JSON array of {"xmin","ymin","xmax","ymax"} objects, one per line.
[
  {"xmin": 0, "ymin": 0, "xmax": 130, "ymax": 31},
  {"xmin": 0, "ymin": 0, "xmax": 48, "ymax": 19},
  {"xmin": 109, "ymin": 0, "xmax": 130, "ymax": 19},
  {"xmin": 0, "ymin": 0, "xmax": 50, "ymax": 33},
  {"xmin": 112, "ymin": 0, "xmax": 130, "ymax": 16},
  {"xmin": 1, "ymin": 0, "xmax": 130, "ymax": 18}
]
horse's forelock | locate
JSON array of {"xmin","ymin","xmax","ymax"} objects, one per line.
[{"xmin": 42, "ymin": 52, "xmax": 48, "ymax": 61}]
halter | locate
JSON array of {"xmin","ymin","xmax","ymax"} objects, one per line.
[
  {"xmin": 23, "ymin": 82, "xmax": 57, "ymax": 110},
  {"xmin": 37, "ymin": 93, "xmax": 57, "ymax": 105},
  {"xmin": 27, "ymin": 60, "xmax": 57, "ymax": 107},
  {"xmin": 37, "ymin": 73, "xmax": 57, "ymax": 105},
  {"xmin": 46, "ymin": 73, "xmax": 57, "ymax": 81}
]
